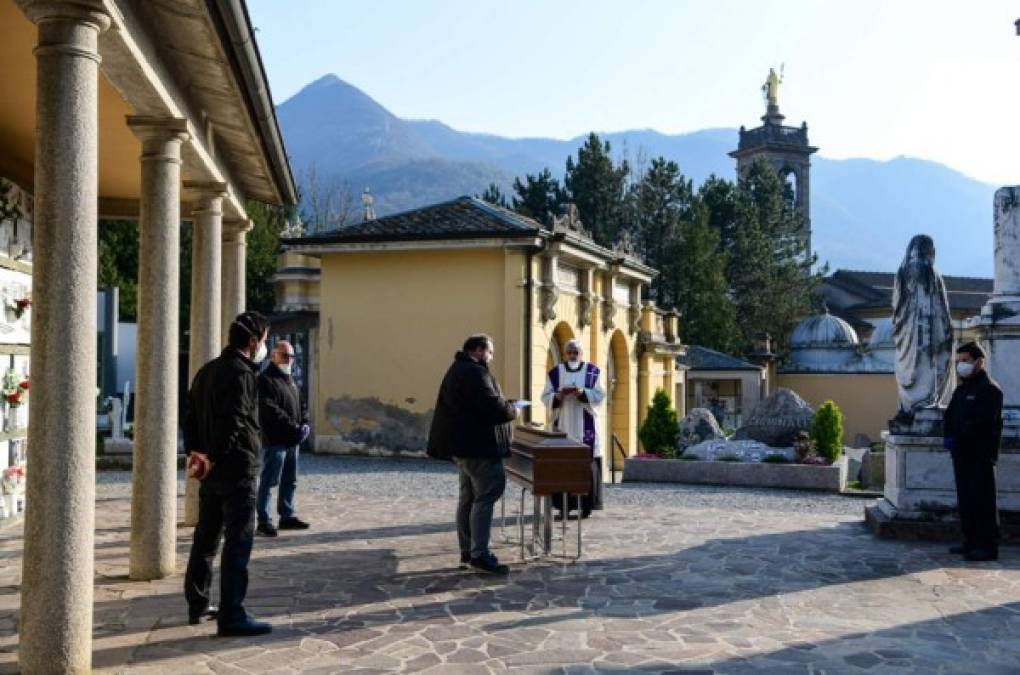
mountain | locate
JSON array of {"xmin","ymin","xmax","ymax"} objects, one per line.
[{"xmin": 277, "ymin": 74, "xmax": 997, "ymax": 277}]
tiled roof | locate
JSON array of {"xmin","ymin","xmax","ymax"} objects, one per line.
[
  {"xmin": 283, "ymin": 196, "xmax": 542, "ymax": 245},
  {"xmin": 680, "ymin": 345, "xmax": 761, "ymax": 372},
  {"xmin": 827, "ymin": 270, "xmax": 992, "ymax": 312}
]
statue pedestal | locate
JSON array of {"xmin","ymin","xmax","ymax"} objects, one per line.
[{"xmin": 866, "ymin": 409, "xmax": 1020, "ymax": 541}]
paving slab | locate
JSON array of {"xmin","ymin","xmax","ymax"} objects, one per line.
[{"xmin": 0, "ymin": 456, "xmax": 1018, "ymax": 672}]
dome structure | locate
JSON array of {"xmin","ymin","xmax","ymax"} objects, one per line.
[
  {"xmin": 789, "ymin": 311, "xmax": 859, "ymax": 349},
  {"xmin": 784, "ymin": 309, "xmax": 861, "ymax": 372}
]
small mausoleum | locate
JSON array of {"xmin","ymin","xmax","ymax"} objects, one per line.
[{"xmin": 279, "ymin": 196, "xmax": 686, "ymax": 472}]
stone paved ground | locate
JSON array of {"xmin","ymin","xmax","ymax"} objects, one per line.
[{"xmin": 1, "ymin": 455, "xmax": 1020, "ymax": 674}]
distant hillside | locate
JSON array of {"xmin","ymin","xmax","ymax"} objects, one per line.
[{"xmin": 277, "ymin": 74, "xmax": 996, "ymax": 276}]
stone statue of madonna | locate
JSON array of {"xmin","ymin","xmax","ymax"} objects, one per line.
[{"xmin": 892, "ymin": 234, "xmax": 953, "ymax": 421}]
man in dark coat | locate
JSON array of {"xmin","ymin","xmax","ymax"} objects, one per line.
[
  {"xmin": 183, "ymin": 311, "xmax": 273, "ymax": 636},
  {"xmin": 944, "ymin": 341, "xmax": 1003, "ymax": 561},
  {"xmin": 257, "ymin": 340, "xmax": 311, "ymax": 537},
  {"xmin": 428, "ymin": 334, "xmax": 517, "ymax": 575}
]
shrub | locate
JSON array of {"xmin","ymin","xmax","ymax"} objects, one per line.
[
  {"xmin": 638, "ymin": 389, "xmax": 679, "ymax": 458},
  {"xmin": 811, "ymin": 400, "xmax": 844, "ymax": 463},
  {"xmin": 716, "ymin": 453, "xmax": 742, "ymax": 462},
  {"xmin": 762, "ymin": 453, "xmax": 790, "ymax": 464}
]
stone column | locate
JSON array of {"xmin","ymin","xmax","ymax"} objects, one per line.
[
  {"xmin": 979, "ymin": 187, "xmax": 1020, "ymax": 412},
  {"xmin": 221, "ymin": 221, "xmax": 249, "ymax": 338},
  {"xmin": 19, "ymin": 3, "xmax": 110, "ymax": 672},
  {"xmin": 181, "ymin": 183, "xmax": 225, "ymax": 527},
  {"xmin": 127, "ymin": 116, "xmax": 189, "ymax": 580}
]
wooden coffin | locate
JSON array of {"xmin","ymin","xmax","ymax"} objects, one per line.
[{"xmin": 505, "ymin": 426, "xmax": 592, "ymax": 496}]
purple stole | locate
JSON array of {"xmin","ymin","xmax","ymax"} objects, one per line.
[{"xmin": 549, "ymin": 362, "xmax": 600, "ymax": 450}]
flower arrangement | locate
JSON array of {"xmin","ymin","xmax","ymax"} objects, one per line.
[
  {"xmin": 2, "ymin": 371, "xmax": 27, "ymax": 409},
  {"xmin": 1, "ymin": 465, "xmax": 24, "ymax": 495}
]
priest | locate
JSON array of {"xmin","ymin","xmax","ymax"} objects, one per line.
[{"xmin": 541, "ymin": 339, "xmax": 606, "ymax": 517}]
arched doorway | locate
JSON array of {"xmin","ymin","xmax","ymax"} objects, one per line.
[{"xmin": 605, "ymin": 330, "xmax": 631, "ymax": 473}]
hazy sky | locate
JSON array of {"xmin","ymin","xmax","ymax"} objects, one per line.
[{"xmin": 248, "ymin": 1, "xmax": 1020, "ymax": 186}]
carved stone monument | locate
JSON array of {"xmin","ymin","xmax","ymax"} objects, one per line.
[
  {"xmin": 869, "ymin": 217, "xmax": 1020, "ymax": 540},
  {"xmin": 103, "ymin": 381, "xmax": 133, "ymax": 455},
  {"xmin": 891, "ymin": 234, "xmax": 953, "ymax": 431}
]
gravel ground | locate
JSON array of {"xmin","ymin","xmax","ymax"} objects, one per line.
[{"xmin": 96, "ymin": 453, "xmax": 868, "ymax": 517}]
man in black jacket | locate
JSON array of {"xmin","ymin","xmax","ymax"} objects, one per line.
[
  {"xmin": 428, "ymin": 334, "xmax": 517, "ymax": 575},
  {"xmin": 944, "ymin": 342, "xmax": 1004, "ymax": 562},
  {"xmin": 183, "ymin": 311, "xmax": 273, "ymax": 636},
  {"xmin": 257, "ymin": 340, "xmax": 310, "ymax": 537}
]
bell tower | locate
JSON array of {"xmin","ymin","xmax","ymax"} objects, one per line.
[{"xmin": 729, "ymin": 68, "xmax": 817, "ymax": 258}]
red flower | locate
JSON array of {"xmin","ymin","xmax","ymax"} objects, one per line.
[
  {"xmin": 18, "ymin": 380, "xmax": 28, "ymax": 390},
  {"xmin": 5, "ymin": 391, "xmax": 21, "ymax": 406}
]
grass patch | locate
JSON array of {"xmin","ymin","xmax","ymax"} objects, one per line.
[
  {"xmin": 762, "ymin": 453, "xmax": 790, "ymax": 464},
  {"xmin": 716, "ymin": 453, "xmax": 742, "ymax": 462}
]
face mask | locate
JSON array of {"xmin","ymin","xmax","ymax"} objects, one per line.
[
  {"xmin": 278, "ymin": 362, "xmax": 292, "ymax": 375},
  {"xmin": 567, "ymin": 358, "xmax": 581, "ymax": 368},
  {"xmin": 253, "ymin": 341, "xmax": 268, "ymax": 364},
  {"xmin": 956, "ymin": 362, "xmax": 974, "ymax": 379}
]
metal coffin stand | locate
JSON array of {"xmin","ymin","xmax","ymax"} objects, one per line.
[{"xmin": 503, "ymin": 426, "xmax": 592, "ymax": 562}]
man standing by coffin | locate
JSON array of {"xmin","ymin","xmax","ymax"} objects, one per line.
[
  {"xmin": 428, "ymin": 334, "xmax": 518, "ymax": 575},
  {"xmin": 541, "ymin": 339, "xmax": 606, "ymax": 518}
]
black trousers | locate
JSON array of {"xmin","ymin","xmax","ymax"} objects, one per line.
[
  {"xmin": 951, "ymin": 449, "xmax": 999, "ymax": 550},
  {"xmin": 184, "ymin": 478, "xmax": 257, "ymax": 626}
]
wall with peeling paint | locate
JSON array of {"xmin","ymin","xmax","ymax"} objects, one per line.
[
  {"xmin": 313, "ymin": 247, "xmax": 521, "ymax": 456},
  {"xmin": 305, "ymin": 240, "xmax": 681, "ymax": 461}
]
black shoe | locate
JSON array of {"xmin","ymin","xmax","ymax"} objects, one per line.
[
  {"xmin": 278, "ymin": 517, "xmax": 310, "ymax": 530},
  {"xmin": 256, "ymin": 522, "xmax": 278, "ymax": 537},
  {"xmin": 217, "ymin": 617, "xmax": 273, "ymax": 637},
  {"xmin": 188, "ymin": 604, "xmax": 219, "ymax": 625},
  {"xmin": 459, "ymin": 552, "xmax": 471, "ymax": 569},
  {"xmin": 469, "ymin": 554, "xmax": 509, "ymax": 576},
  {"xmin": 949, "ymin": 544, "xmax": 970, "ymax": 555},
  {"xmin": 964, "ymin": 547, "xmax": 999, "ymax": 562}
]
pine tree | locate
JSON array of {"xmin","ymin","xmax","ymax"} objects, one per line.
[
  {"xmin": 638, "ymin": 389, "xmax": 679, "ymax": 457},
  {"xmin": 696, "ymin": 175, "xmax": 739, "ymax": 257},
  {"xmin": 479, "ymin": 183, "xmax": 508, "ymax": 208},
  {"xmin": 669, "ymin": 209, "xmax": 740, "ymax": 353},
  {"xmin": 696, "ymin": 159, "xmax": 823, "ymax": 353},
  {"xmin": 564, "ymin": 133, "xmax": 629, "ymax": 246},
  {"xmin": 245, "ymin": 200, "xmax": 288, "ymax": 315},
  {"xmin": 98, "ymin": 219, "xmax": 140, "ymax": 321},
  {"xmin": 511, "ymin": 168, "xmax": 566, "ymax": 226},
  {"xmin": 628, "ymin": 157, "xmax": 692, "ymax": 304},
  {"xmin": 731, "ymin": 159, "xmax": 823, "ymax": 352}
]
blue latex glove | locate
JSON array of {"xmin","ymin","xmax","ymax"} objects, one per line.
[{"xmin": 299, "ymin": 424, "xmax": 311, "ymax": 444}]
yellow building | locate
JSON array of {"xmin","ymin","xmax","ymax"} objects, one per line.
[
  {"xmin": 775, "ymin": 311, "xmax": 898, "ymax": 444},
  {"xmin": 279, "ymin": 197, "xmax": 684, "ymax": 475}
]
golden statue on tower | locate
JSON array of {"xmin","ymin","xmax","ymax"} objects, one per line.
[{"xmin": 762, "ymin": 66, "xmax": 783, "ymax": 108}]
